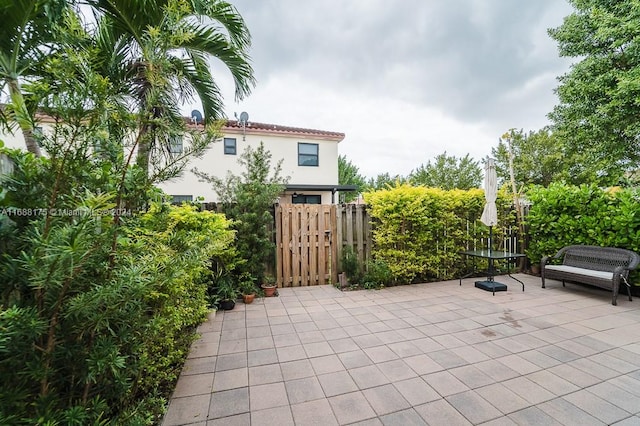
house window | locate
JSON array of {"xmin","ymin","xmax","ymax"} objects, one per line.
[
  {"xmin": 224, "ymin": 138, "xmax": 236, "ymax": 155},
  {"xmin": 169, "ymin": 135, "xmax": 183, "ymax": 154},
  {"xmin": 171, "ymin": 195, "xmax": 193, "ymax": 204},
  {"xmin": 292, "ymin": 194, "xmax": 322, "ymax": 204},
  {"xmin": 298, "ymin": 143, "xmax": 318, "ymax": 166}
]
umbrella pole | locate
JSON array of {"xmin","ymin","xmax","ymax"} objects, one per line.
[
  {"xmin": 488, "ymin": 225, "xmax": 495, "ymax": 281},
  {"xmin": 488, "ymin": 226, "xmax": 493, "ymax": 252}
]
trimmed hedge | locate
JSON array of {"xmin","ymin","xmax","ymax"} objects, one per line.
[
  {"xmin": 364, "ymin": 184, "xmax": 513, "ymax": 283},
  {"xmin": 526, "ymin": 184, "xmax": 640, "ymax": 274}
]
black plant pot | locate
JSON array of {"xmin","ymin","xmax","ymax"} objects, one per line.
[{"xmin": 219, "ymin": 299, "xmax": 236, "ymax": 310}]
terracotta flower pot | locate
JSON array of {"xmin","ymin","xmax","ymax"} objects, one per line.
[
  {"xmin": 243, "ymin": 293, "xmax": 255, "ymax": 304},
  {"xmin": 261, "ymin": 284, "xmax": 276, "ymax": 297}
]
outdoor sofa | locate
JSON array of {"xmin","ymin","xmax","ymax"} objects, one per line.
[{"xmin": 541, "ymin": 245, "xmax": 640, "ymax": 305}]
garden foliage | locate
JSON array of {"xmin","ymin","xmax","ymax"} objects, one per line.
[
  {"xmin": 195, "ymin": 141, "xmax": 288, "ymax": 282},
  {"xmin": 0, "ymin": 140, "xmax": 234, "ymax": 424},
  {"xmin": 526, "ymin": 183, "xmax": 640, "ymax": 268},
  {"xmin": 341, "ymin": 242, "xmax": 393, "ymax": 289},
  {"xmin": 0, "ymin": 146, "xmax": 234, "ymax": 424},
  {"xmin": 364, "ymin": 184, "xmax": 513, "ymax": 284},
  {"xmin": 0, "ymin": 0, "xmax": 251, "ymax": 422}
]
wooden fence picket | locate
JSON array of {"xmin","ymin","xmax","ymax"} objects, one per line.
[{"xmin": 275, "ymin": 204, "xmax": 339, "ymax": 287}]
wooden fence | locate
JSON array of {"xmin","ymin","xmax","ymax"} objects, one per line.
[
  {"xmin": 336, "ymin": 204, "xmax": 372, "ymax": 272},
  {"xmin": 275, "ymin": 204, "xmax": 337, "ymax": 287},
  {"xmin": 274, "ymin": 204, "xmax": 373, "ymax": 287},
  {"xmin": 206, "ymin": 202, "xmax": 521, "ymax": 287}
]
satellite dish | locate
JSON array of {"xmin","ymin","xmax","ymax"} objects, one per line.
[
  {"xmin": 191, "ymin": 109, "xmax": 203, "ymax": 125},
  {"xmin": 235, "ymin": 111, "xmax": 249, "ymax": 140}
]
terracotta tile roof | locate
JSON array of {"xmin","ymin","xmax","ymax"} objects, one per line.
[
  {"xmin": 223, "ymin": 120, "xmax": 345, "ymax": 142},
  {"xmin": 5, "ymin": 104, "xmax": 346, "ymax": 142}
]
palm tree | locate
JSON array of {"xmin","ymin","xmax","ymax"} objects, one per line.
[
  {"xmin": 0, "ymin": 0, "xmax": 68, "ymax": 156},
  {"xmin": 87, "ymin": 0, "xmax": 255, "ymax": 177}
]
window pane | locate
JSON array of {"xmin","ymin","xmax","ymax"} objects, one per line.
[
  {"xmin": 224, "ymin": 138, "xmax": 236, "ymax": 155},
  {"xmin": 298, "ymin": 143, "xmax": 318, "ymax": 166},
  {"xmin": 171, "ymin": 195, "xmax": 193, "ymax": 204},
  {"xmin": 306, "ymin": 195, "xmax": 321, "ymax": 204},
  {"xmin": 299, "ymin": 155, "xmax": 318, "ymax": 166},
  {"xmin": 292, "ymin": 194, "xmax": 322, "ymax": 204},
  {"xmin": 299, "ymin": 143, "xmax": 318, "ymax": 155},
  {"xmin": 169, "ymin": 135, "xmax": 183, "ymax": 154}
]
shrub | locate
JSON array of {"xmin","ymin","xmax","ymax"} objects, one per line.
[
  {"xmin": 364, "ymin": 184, "xmax": 513, "ymax": 283},
  {"xmin": 362, "ymin": 258, "xmax": 393, "ymax": 289},
  {"xmin": 0, "ymin": 144, "xmax": 236, "ymax": 423},
  {"xmin": 341, "ymin": 245, "xmax": 363, "ymax": 284},
  {"xmin": 526, "ymin": 183, "xmax": 640, "ymax": 271},
  {"xmin": 126, "ymin": 203, "xmax": 235, "ymax": 412}
]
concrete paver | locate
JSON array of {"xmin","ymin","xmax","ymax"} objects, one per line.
[{"xmin": 163, "ymin": 274, "xmax": 640, "ymax": 425}]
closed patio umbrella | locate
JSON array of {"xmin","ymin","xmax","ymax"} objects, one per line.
[
  {"xmin": 480, "ymin": 158, "xmax": 498, "ymax": 250},
  {"xmin": 473, "ymin": 158, "xmax": 515, "ymax": 294}
]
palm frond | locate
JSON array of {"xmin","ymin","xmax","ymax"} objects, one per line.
[
  {"xmin": 173, "ymin": 52, "xmax": 224, "ymax": 121},
  {"xmin": 179, "ymin": 22, "xmax": 255, "ymax": 101},
  {"xmin": 190, "ymin": 0, "xmax": 252, "ymax": 50}
]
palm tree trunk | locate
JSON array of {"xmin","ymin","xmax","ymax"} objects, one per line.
[
  {"xmin": 135, "ymin": 122, "xmax": 152, "ymax": 177},
  {"xmin": 7, "ymin": 77, "xmax": 42, "ymax": 157},
  {"xmin": 22, "ymin": 127, "xmax": 42, "ymax": 157}
]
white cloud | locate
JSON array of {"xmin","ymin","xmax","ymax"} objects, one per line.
[{"xmin": 193, "ymin": 0, "xmax": 576, "ymax": 178}]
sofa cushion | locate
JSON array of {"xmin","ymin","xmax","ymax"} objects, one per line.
[{"xmin": 545, "ymin": 265, "xmax": 614, "ymax": 281}]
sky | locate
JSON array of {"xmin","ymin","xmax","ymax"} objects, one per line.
[{"xmin": 207, "ymin": 0, "xmax": 576, "ymax": 179}]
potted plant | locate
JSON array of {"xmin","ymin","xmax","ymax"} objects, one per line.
[
  {"xmin": 261, "ymin": 274, "xmax": 277, "ymax": 297},
  {"xmin": 216, "ymin": 275, "xmax": 239, "ymax": 310},
  {"xmin": 239, "ymin": 274, "xmax": 257, "ymax": 304},
  {"xmin": 530, "ymin": 263, "xmax": 541, "ymax": 276}
]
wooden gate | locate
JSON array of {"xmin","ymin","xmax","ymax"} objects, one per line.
[{"xmin": 275, "ymin": 204, "xmax": 338, "ymax": 287}]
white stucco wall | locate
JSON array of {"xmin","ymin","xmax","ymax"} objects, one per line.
[
  {"xmin": 1, "ymin": 129, "xmax": 28, "ymax": 150},
  {"xmin": 1, "ymin": 121, "xmax": 343, "ymax": 204},
  {"xmin": 158, "ymin": 127, "xmax": 341, "ymax": 202}
]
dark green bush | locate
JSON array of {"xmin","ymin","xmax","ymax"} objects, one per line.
[
  {"xmin": 197, "ymin": 141, "xmax": 288, "ymax": 283},
  {"xmin": 526, "ymin": 183, "xmax": 640, "ymax": 276},
  {"xmin": 362, "ymin": 258, "xmax": 393, "ymax": 289},
  {"xmin": 341, "ymin": 245, "xmax": 363, "ymax": 284},
  {"xmin": 0, "ymin": 146, "xmax": 235, "ymax": 424}
]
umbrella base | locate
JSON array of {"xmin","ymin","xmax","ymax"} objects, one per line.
[{"xmin": 475, "ymin": 280, "xmax": 507, "ymax": 293}]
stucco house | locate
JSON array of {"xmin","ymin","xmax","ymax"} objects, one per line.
[
  {"xmin": 160, "ymin": 118, "xmax": 355, "ymax": 204},
  {"xmin": 1, "ymin": 113, "xmax": 355, "ymax": 204}
]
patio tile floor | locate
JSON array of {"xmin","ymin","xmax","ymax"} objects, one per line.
[{"xmin": 162, "ymin": 274, "xmax": 640, "ymax": 425}]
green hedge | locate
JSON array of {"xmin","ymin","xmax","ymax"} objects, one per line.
[
  {"xmin": 364, "ymin": 184, "xmax": 513, "ymax": 283},
  {"xmin": 0, "ymin": 201, "xmax": 234, "ymax": 424},
  {"xmin": 526, "ymin": 184, "xmax": 640, "ymax": 273},
  {"xmin": 0, "ymin": 146, "xmax": 235, "ymax": 424}
]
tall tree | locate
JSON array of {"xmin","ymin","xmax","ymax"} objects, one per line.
[
  {"xmin": 409, "ymin": 152, "xmax": 481, "ymax": 190},
  {"xmin": 338, "ymin": 154, "xmax": 366, "ymax": 202},
  {"xmin": 548, "ymin": 0, "xmax": 640, "ymax": 184},
  {"xmin": 365, "ymin": 172, "xmax": 408, "ymax": 192},
  {"xmin": 0, "ymin": 0, "xmax": 68, "ymax": 156},
  {"xmin": 87, "ymin": 0, "xmax": 255, "ymax": 176},
  {"xmin": 195, "ymin": 142, "xmax": 289, "ymax": 281},
  {"xmin": 492, "ymin": 128, "xmax": 566, "ymax": 187}
]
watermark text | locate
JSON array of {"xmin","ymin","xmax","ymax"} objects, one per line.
[{"xmin": 1, "ymin": 208, "xmax": 133, "ymax": 217}]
